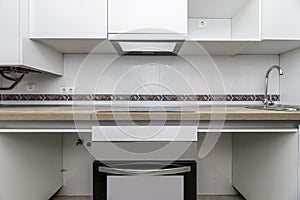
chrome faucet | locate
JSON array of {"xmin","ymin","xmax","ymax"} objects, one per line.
[{"xmin": 263, "ymin": 65, "xmax": 283, "ymax": 107}]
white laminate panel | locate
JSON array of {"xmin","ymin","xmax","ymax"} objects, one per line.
[
  {"xmin": 188, "ymin": 18, "xmax": 231, "ymax": 40},
  {"xmin": 188, "ymin": 0, "xmax": 248, "ymax": 18},
  {"xmin": 262, "ymin": 0, "xmax": 300, "ymax": 39},
  {"xmin": 0, "ymin": 133, "xmax": 63, "ymax": 200},
  {"xmin": 30, "ymin": 0, "xmax": 107, "ymax": 38},
  {"xmin": 108, "ymin": 0, "xmax": 187, "ymax": 34},
  {"xmin": 0, "ymin": 0, "xmax": 19, "ymax": 65},
  {"xmin": 92, "ymin": 126, "xmax": 197, "ymax": 142},
  {"xmin": 232, "ymin": 0, "xmax": 261, "ymax": 40},
  {"xmin": 233, "ymin": 132, "xmax": 298, "ymax": 200},
  {"xmin": 21, "ymin": 0, "xmax": 63, "ymax": 74}
]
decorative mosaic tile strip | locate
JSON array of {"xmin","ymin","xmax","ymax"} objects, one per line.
[{"xmin": 0, "ymin": 94, "xmax": 280, "ymax": 102}]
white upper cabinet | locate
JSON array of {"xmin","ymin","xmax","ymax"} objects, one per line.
[
  {"xmin": 108, "ymin": 0, "xmax": 187, "ymax": 34},
  {"xmin": 187, "ymin": 0, "xmax": 300, "ymax": 41},
  {"xmin": 262, "ymin": 0, "xmax": 300, "ymax": 39},
  {"xmin": 30, "ymin": 0, "xmax": 107, "ymax": 39},
  {"xmin": 187, "ymin": 0, "xmax": 260, "ymax": 41},
  {"xmin": 183, "ymin": 0, "xmax": 300, "ymax": 55},
  {"xmin": 0, "ymin": 0, "xmax": 19, "ymax": 65},
  {"xmin": 0, "ymin": 0, "xmax": 63, "ymax": 75},
  {"xmin": 239, "ymin": 0, "xmax": 300, "ymax": 55},
  {"xmin": 22, "ymin": 0, "xmax": 300, "ymax": 55}
]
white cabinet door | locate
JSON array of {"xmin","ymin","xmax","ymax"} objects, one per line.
[
  {"xmin": 30, "ymin": 0, "xmax": 107, "ymax": 38},
  {"xmin": 0, "ymin": 133, "xmax": 63, "ymax": 200},
  {"xmin": 262, "ymin": 0, "xmax": 300, "ymax": 39},
  {"xmin": 233, "ymin": 131, "xmax": 298, "ymax": 200},
  {"xmin": 0, "ymin": 0, "xmax": 20, "ymax": 65},
  {"xmin": 108, "ymin": 0, "xmax": 187, "ymax": 34},
  {"xmin": 0, "ymin": 0, "xmax": 63, "ymax": 75}
]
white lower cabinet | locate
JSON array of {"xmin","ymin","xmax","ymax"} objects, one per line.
[
  {"xmin": 0, "ymin": 133, "xmax": 63, "ymax": 200},
  {"xmin": 232, "ymin": 131, "xmax": 298, "ymax": 200}
]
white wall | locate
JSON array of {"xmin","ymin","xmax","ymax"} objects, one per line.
[
  {"xmin": 280, "ymin": 48, "xmax": 300, "ymax": 105},
  {"xmin": 1, "ymin": 54, "xmax": 279, "ymax": 97}
]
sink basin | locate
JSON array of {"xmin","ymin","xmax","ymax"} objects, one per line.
[{"xmin": 246, "ymin": 104, "xmax": 300, "ymax": 112}]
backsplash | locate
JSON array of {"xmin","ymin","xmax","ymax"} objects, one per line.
[
  {"xmin": 1, "ymin": 93, "xmax": 279, "ymax": 102},
  {"xmin": 0, "ymin": 54, "xmax": 281, "ymax": 104}
]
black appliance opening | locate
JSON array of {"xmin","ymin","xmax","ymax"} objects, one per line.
[{"xmin": 93, "ymin": 160, "xmax": 196, "ymax": 200}]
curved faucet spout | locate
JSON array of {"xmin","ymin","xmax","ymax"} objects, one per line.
[
  {"xmin": 266, "ymin": 65, "xmax": 283, "ymax": 78},
  {"xmin": 264, "ymin": 65, "xmax": 283, "ymax": 107}
]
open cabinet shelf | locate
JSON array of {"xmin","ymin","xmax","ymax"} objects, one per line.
[
  {"xmin": 188, "ymin": 0, "xmax": 260, "ymax": 41},
  {"xmin": 183, "ymin": 0, "xmax": 300, "ymax": 55}
]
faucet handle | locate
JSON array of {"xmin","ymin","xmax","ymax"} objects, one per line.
[{"xmin": 263, "ymin": 96, "xmax": 274, "ymax": 107}]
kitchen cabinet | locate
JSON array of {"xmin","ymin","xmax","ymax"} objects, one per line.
[
  {"xmin": 0, "ymin": 113, "xmax": 300, "ymax": 199},
  {"xmin": 188, "ymin": 0, "xmax": 300, "ymax": 40},
  {"xmin": 30, "ymin": 0, "xmax": 108, "ymax": 53},
  {"xmin": 27, "ymin": 0, "xmax": 300, "ymax": 55},
  {"xmin": 188, "ymin": 0, "xmax": 260, "ymax": 41},
  {"xmin": 232, "ymin": 130, "xmax": 299, "ymax": 200},
  {"xmin": 0, "ymin": 0, "xmax": 63, "ymax": 75},
  {"xmin": 0, "ymin": 133, "xmax": 63, "ymax": 200},
  {"xmin": 30, "ymin": 0, "xmax": 107, "ymax": 39},
  {"xmin": 238, "ymin": 0, "xmax": 300, "ymax": 55},
  {"xmin": 185, "ymin": 0, "xmax": 300, "ymax": 55},
  {"xmin": 262, "ymin": 0, "xmax": 300, "ymax": 40},
  {"xmin": 180, "ymin": 0, "xmax": 260, "ymax": 55},
  {"xmin": 108, "ymin": 0, "xmax": 187, "ymax": 35}
]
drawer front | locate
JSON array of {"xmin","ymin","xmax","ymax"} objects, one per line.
[{"xmin": 92, "ymin": 126, "xmax": 197, "ymax": 142}]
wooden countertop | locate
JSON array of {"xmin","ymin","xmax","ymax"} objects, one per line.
[{"xmin": 0, "ymin": 105, "xmax": 300, "ymax": 121}]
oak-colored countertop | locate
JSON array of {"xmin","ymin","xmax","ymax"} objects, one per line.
[{"xmin": 0, "ymin": 105, "xmax": 300, "ymax": 121}]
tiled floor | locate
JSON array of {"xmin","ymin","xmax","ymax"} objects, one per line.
[{"xmin": 53, "ymin": 195, "xmax": 245, "ymax": 200}]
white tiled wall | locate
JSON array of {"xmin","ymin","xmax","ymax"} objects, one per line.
[
  {"xmin": 280, "ymin": 48, "xmax": 300, "ymax": 105},
  {"xmin": 2, "ymin": 54, "xmax": 279, "ymax": 98}
]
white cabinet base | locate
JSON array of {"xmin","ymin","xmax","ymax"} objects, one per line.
[
  {"xmin": 232, "ymin": 132, "xmax": 298, "ymax": 200},
  {"xmin": 0, "ymin": 133, "xmax": 63, "ymax": 200}
]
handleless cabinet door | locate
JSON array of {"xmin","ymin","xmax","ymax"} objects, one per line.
[
  {"xmin": 0, "ymin": 0, "xmax": 63, "ymax": 75},
  {"xmin": 0, "ymin": 0, "xmax": 20, "ymax": 65},
  {"xmin": 262, "ymin": 0, "xmax": 300, "ymax": 39},
  {"xmin": 30, "ymin": 0, "xmax": 107, "ymax": 38},
  {"xmin": 108, "ymin": 0, "xmax": 187, "ymax": 34}
]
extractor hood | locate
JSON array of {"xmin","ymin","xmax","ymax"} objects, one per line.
[{"xmin": 109, "ymin": 33, "xmax": 185, "ymax": 56}]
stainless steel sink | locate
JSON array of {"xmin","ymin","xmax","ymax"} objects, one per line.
[{"xmin": 246, "ymin": 104, "xmax": 300, "ymax": 112}]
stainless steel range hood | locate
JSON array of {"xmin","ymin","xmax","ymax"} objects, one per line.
[{"xmin": 109, "ymin": 33, "xmax": 185, "ymax": 56}]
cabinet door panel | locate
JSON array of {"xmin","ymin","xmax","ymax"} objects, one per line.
[
  {"xmin": 0, "ymin": 0, "xmax": 20, "ymax": 64},
  {"xmin": 30, "ymin": 0, "xmax": 107, "ymax": 38},
  {"xmin": 262, "ymin": 0, "xmax": 300, "ymax": 39},
  {"xmin": 0, "ymin": 133, "xmax": 63, "ymax": 200},
  {"xmin": 108, "ymin": 0, "xmax": 187, "ymax": 34}
]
